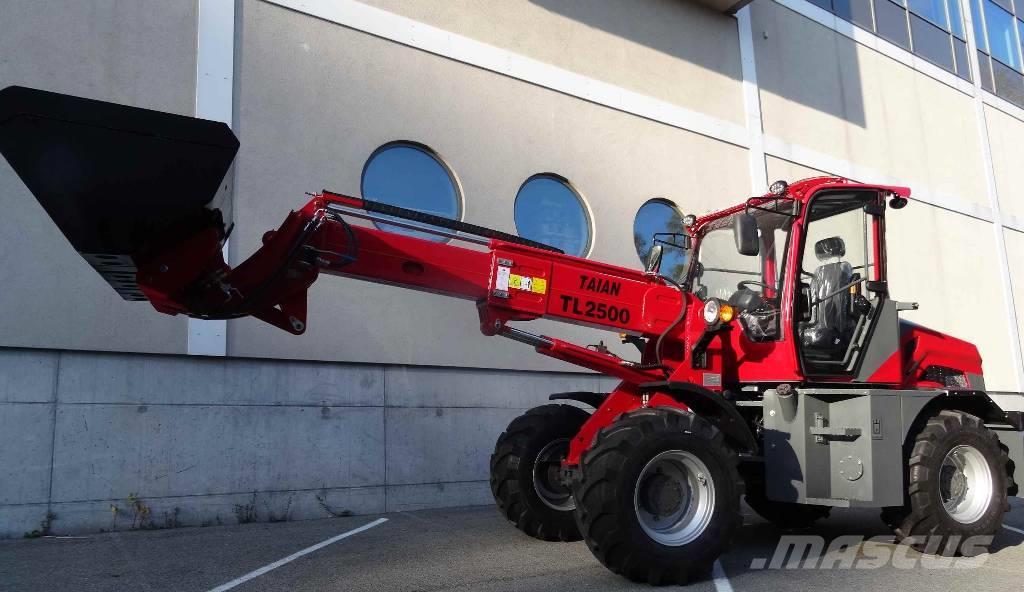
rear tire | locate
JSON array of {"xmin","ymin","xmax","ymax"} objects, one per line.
[
  {"xmin": 489, "ymin": 404, "xmax": 590, "ymax": 541},
  {"xmin": 889, "ymin": 409, "xmax": 1009, "ymax": 555},
  {"xmin": 571, "ymin": 408, "xmax": 742, "ymax": 585}
]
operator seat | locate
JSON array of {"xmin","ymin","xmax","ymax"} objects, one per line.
[{"xmin": 801, "ymin": 237, "xmax": 853, "ymax": 358}]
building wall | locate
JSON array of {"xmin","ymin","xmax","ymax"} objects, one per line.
[
  {"xmin": 3, "ymin": 0, "xmax": 1024, "ymax": 536},
  {"xmin": 0, "ymin": 0, "xmax": 197, "ymax": 354}
]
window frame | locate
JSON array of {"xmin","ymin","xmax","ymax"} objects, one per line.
[
  {"xmin": 513, "ymin": 173, "xmax": 594, "ymax": 258},
  {"xmin": 360, "ymin": 140, "xmax": 465, "ymax": 243},
  {"xmin": 632, "ymin": 197, "xmax": 688, "ymax": 278}
]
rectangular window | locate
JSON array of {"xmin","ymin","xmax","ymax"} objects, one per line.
[
  {"xmin": 979, "ymin": 50, "xmax": 996, "ymax": 90},
  {"xmin": 947, "ymin": 0, "xmax": 966, "ymax": 38},
  {"xmin": 984, "ymin": 0, "xmax": 1021, "ymax": 70},
  {"xmin": 989, "ymin": 0, "xmax": 1014, "ymax": 13},
  {"xmin": 1019, "ymin": 19, "xmax": 1024, "ymax": 69},
  {"xmin": 809, "ymin": 0, "xmax": 834, "ymax": 11},
  {"xmin": 954, "ymin": 37, "xmax": 972, "ymax": 79},
  {"xmin": 911, "ymin": 14, "xmax": 957, "ymax": 70},
  {"xmin": 909, "ymin": 0, "xmax": 950, "ymax": 27},
  {"xmin": 992, "ymin": 58, "xmax": 1024, "ymax": 105},
  {"xmin": 876, "ymin": 0, "xmax": 914, "ymax": 48},
  {"xmin": 972, "ymin": 0, "xmax": 989, "ymax": 51},
  {"xmin": 834, "ymin": 0, "xmax": 877, "ymax": 28}
]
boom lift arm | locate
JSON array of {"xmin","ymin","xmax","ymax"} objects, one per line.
[{"xmin": 141, "ymin": 188, "xmax": 682, "ymax": 388}]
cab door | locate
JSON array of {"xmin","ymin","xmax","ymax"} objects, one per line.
[{"xmin": 794, "ymin": 190, "xmax": 900, "ymax": 382}]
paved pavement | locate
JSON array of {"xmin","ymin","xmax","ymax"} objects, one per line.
[{"xmin": 2, "ymin": 499, "xmax": 1023, "ymax": 591}]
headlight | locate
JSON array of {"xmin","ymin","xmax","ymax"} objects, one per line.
[
  {"xmin": 703, "ymin": 299, "xmax": 720, "ymax": 324},
  {"xmin": 703, "ymin": 299, "xmax": 734, "ymax": 325}
]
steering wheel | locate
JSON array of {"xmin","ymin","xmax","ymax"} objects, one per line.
[{"xmin": 737, "ymin": 280, "xmax": 772, "ymax": 292}]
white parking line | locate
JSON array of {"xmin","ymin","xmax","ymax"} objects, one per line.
[
  {"xmin": 712, "ymin": 560, "xmax": 734, "ymax": 592},
  {"xmin": 1004, "ymin": 524, "xmax": 1024, "ymax": 536},
  {"xmin": 207, "ymin": 517, "xmax": 388, "ymax": 592}
]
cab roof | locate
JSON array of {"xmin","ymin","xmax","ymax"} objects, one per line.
[{"xmin": 690, "ymin": 177, "xmax": 912, "ymax": 234}]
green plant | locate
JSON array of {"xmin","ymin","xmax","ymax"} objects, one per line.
[
  {"xmin": 23, "ymin": 511, "xmax": 56, "ymax": 538},
  {"xmin": 163, "ymin": 507, "xmax": 181, "ymax": 529},
  {"xmin": 265, "ymin": 494, "xmax": 294, "ymax": 523},
  {"xmin": 315, "ymin": 492, "xmax": 353, "ymax": 518},
  {"xmin": 234, "ymin": 491, "xmax": 258, "ymax": 524},
  {"xmin": 126, "ymin": 493, "xmax": 152, "ymax": 530}
]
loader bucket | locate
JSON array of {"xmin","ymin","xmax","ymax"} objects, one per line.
[{"xmin": 0, "ymin": 85, "xmax": 239, "ymax": 300}]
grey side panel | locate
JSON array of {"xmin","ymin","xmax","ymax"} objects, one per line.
[
  {"xmin": 992, "ymin": 426, "xmax": 1024, "ymax": 499},
  {"xmin": 764, "ymin": 388, "xmax": 940, "ymax": 507},
  {"xmin": 854, "ymin": 299, "xmax": 901, "ymax": 381}
]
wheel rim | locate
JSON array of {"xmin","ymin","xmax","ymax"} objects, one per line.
[
  {"xmin": 939, "ymin": 444, "xmax": 993, "ymax": 525},
  {"xmin": 533, "ymin": 438, "xmax": 574, "ymax": 511},
  {"xmin": 633, "ymin": 450, "xmax": 716, "ymax": 546}
]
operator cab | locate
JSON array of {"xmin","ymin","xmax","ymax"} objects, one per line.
[{"xmin": 685, "ymin": 182, "xmax": 897, "ymax": 380}]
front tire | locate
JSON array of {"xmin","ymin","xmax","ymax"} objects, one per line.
[
  {"xmin": 889, "ymin": 409, "xmax": 1009, "ymax": 554},
  {"xmin": 571, "ymin": 408, "xmax": 742, "ymax": 585},
  {"xmin": 490, "ymin": 404, "xmax": 590, "ymax": 541}
]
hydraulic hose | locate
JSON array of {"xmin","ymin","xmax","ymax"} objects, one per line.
[{"xmin": 654, "ymin": 274, "xmax": 688, "ymax": 377}]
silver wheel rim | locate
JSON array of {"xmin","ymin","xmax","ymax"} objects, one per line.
[
  {"xmin": 633, "ymin": 450, "xmax": 716, "ymax": 546},
  {"xmin": 940, "ymin": 444, "xmax": 993, "ymax": 524},
  {"xmin": 533, "ymin": 439, "xmax": 574, "ymax": 511}
]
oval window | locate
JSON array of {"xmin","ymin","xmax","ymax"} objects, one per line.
[
  {"xmin": 513, "ymin": 174, "xmax": 592, "ymax": 257},
  {"xmin": 361, "ymin": 142, "xmax": 461, "ymax": 241},
  {"xmin": 633, "ymin": 198, "xmax": 688, "ymax": 279}
]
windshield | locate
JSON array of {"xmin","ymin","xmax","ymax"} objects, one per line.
[{"xmin": 689, "ymin": 201, "xmax": 797, "ymax": 302}]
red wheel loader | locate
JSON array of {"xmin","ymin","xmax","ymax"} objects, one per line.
[{"xmin": 2, "ymin": 86, "xmax": 1022, "ymax": 585}]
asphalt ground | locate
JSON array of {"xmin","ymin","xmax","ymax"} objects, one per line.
[{"xmin": 2, "ymin": 499, "xmax": 1023, "ymax": 592}]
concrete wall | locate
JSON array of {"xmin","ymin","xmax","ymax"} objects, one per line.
[{"xmin": 0, "ymin": 347, "xmax": 614, "ymax": 537}]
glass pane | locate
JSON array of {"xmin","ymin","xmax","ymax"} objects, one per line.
[
  {"xmin": 835, "ymin": 0, "xmax": 876, "ymax": 28},
  {"xmin": 993, "ymin": 58, "xmax": 1024, "ymax": 105},
  {"xmin": 1020, "ymin": 19, "xmax": 1024, "ymax": 70},
  {"xmin": 984, "ymin": 0, "xmax": 1021, "ymax": 70},
  {"xmin": 971, "ymin": 0, "xmax": 988, "ymax": 51},
  {"xmin": 954, "ymin": 37, "xmax": 973, "ymax": 79},
  {"xmin": 808, "ymin": 0, "xmax": 833, "ymax": 10},
  {"xmin": 514, "ymin": 175, "xmax": 591, "ymax": 257},
  {"xmin": 948, "ymin": 0, "xmax": 965, "ymax": 38},
  {"xmin": 361, "ymin": 143, "xmax": 461, "ymax": 242},
  {"xmin": 979, "ymin": 50, "xmax": 996, "ymax": 90},
  {"xmin": 633, "ymin": 199, "xmax": 688, "ymax": 280},
  {"xmin": 909, "ymin": 0, "xmax": 950, "ymax": 28},
  {"xmin": 911, "ymin": 14, "xmax": 956, "ymax": 70},
  {"xmin": 694, "ymin": 229, "xmax": 762, "ymax": 302},
  {"xmin": 990, "ymin": 0, "xmax": 1013, "ymax": 12},
  {"xmin": 876, "ymin": 0, "xmax": 913, "ymax": 49}
]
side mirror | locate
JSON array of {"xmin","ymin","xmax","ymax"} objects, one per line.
[
  {"xmin": 644, "ymin": 245, "xmax": 663, "ymax": 274},
  {"xmin": 734, "ymin": 213, "xmax": 760, "ymax": 256}
]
